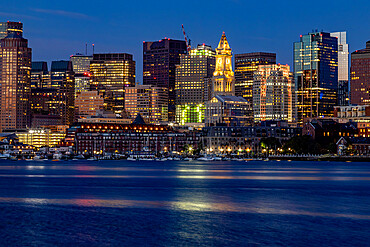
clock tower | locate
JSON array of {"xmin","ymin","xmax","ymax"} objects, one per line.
[{"xmin": 212, "ymin": 32, "xmax": 235, "ymax": 97}]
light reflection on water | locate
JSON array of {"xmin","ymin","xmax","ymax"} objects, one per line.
[{"xmin": 1, "ymin": 197, "xmax": 369, "ymax": 220}]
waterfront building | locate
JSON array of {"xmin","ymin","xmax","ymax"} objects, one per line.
[
  {"xmin": 143, "ymin": 38, "xmax": 187, "ymax": 121},
  {"xmin": 75, "ymin": 91, "xmax": 104, "ymax": 119},
  {"xmin": 235, "ymin": 52, "xmax": 276, "ymax": 103},
  {"xmin": 302, "ymin": 118, "xmax": 358, "ymax": 146},
  {"xmin": 351, "ymin": 41, "xmax": 370, "ymax": 105},
  {"xmin": 331, "ymin": 32, "xmax": 349, "ymax": 106},
  {"xmin": 0, "ymin": 31, "xmax": 32, "ymax": 132},
  {"xmin": 68, "ymin": 115, "xmax": 197, "ymax": 155},
  {"xmin": 124, "ymin": 85, "xmax": 168, "ymax": 124},
  {"xmin": 31, "ymin": 62, "xmax": 48, "ymax": 88},
  {"xmin": 205, "ymin": 32, "xmax": 252, "ymax": 127},
  {"xmin": 294, "ymin": 32, "xmax": 338, "ymax": 124},
  {"xmin": 202, "ymin": 121, "xmax": 300, "ymax": 155},
  {"xmin": 175, "ymin": 44, "xmax": 215, "ymax": 125},
  {"xmin": 0, "ymin": 21, "xmax": 23, "ymax": 40},
  {"xmin": 253, "ymin": 64, "xmax": 295, "ymax": 123},
  {"xmin": 15, "ymin": 128, "xmax": 66, "ymax": 148},
  {"xmin": 90, "ymin": 53, "xmax": 135, "ymax": 116}
]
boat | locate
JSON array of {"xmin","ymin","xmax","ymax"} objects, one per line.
[
  {"xmin": 87, "ymin": 157, "xmax": 98, "ymax": 161},
  {"xmin": 214, "ymin": 157, "xmax": 222, "ymax": 161},
  {"xmin": 33, "ymin": 156, "xmax": 43, "ymax": 161},
  {"xmin": 167, "ymin": 157, "xmax": 173, "ymax": 161},
  {"xmin": 127, "ymin": 157, "xmax": 137, "ymax": 161},
  {"xmin": 264, "ymin": 158, "xmax": 269, "ymax": 161},
  {"xmin": 173, "ymin": 157, "xmax": 181, "ymax": 161},
  {"xmin": 183, "ymin": 157, "xmax": 192, "ymax": 161},
  {"xmin": 197, "ymin": 156, "xmax": 214, "ymax": 161}
]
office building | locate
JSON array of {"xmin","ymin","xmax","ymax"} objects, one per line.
[
  {"xmin": 351, "ymin": 41, "xmax": 370, "ymax": 105},
  {"xmin": 70, "ymin": 54, "xmax": 93, "ymax": 97},
  {"xmin": 235, "ymin": 52, "xmax": 276, "ymax": 103},
  {"xmin": 75, "ymin": 91, "xmax": 104, "ymax": 119},
  {"xmin": 253, "ymin": 64, "xmax": 295, "ymax": 123},
  {"xmin": 90, "ymin": 53, "xmax": 135, "ymax": 116},
  {"xmin": 15, "ymin": 128, "xmax": 66, "ymax": 148},
  {"xmin": 0, "ymin": 21, "xmax": 23, "ymax": 40},
  {"xmin": 175, "ymin": 44, "xmax": 215, "ymax": 125},
  {"xmin": 294, "ymin": 32, "xmax": 338, "ymax": 124},
  {"xmin": 143, "ymin": 38, "xmax": 187, "ymax": 121},
  {"xmin": 124, "ymin": 85, "xmax": 168, "ymax": 123},
  {"xmin": 31, "ymin": 61, "xmax": 48, "ymax": 88},
  {"xmin": 0, "ymin": 32, "xmax": 32, "ymax": 131},
  {"xmin": 205, "ymin": 32, "xmax": 252, "ymax": 127},
  {"xmin": 48, "ymin": 61, "xmax": 75, "ymax": 125},
  {"xmin": 331, "ymin": 32, "xmax": 349, "ymax": 106},
  {"xmin": 70, "ymin": 54, "xmax": 92, "ymax": 74}
]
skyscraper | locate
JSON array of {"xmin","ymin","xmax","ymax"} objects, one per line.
[
  {"xmin": 205, "ymin": 33, "xmax": 251, "ymax": 127},
  {"xmin": 331, "ymin": 32, "xmax": 349, "ymax": 106},
  {"xmin": 294, "ymin": 32, "xmax": 338, "ymax": 124},
  {"xmin": 49, "ymin": 61, "xmax": 75, "ymax": 125},
  {"xmin": 143, "ymin": 38, "xmax": 187, "ymax": 121},
  {"xmin": 0, "ymin": 32, "xmax": 31, "ymax": 131},
  {"xmin": 351, "ymin": 41, "xmax": 370, "ymax": 105},
  {"xmin": 0, "ymin": 21, "xmax": 23, "ymax": 40},
  {"xmin": 31, "ymin": 61, "xmax": 48, "ymax": 88},
  {"xmin": 175, "ymin": 44, "xmax": 215, "ymax": 125},
  {"xmin": 70, "ymin": 54, "xmax": 93, "ymax": 97},
  {"xmin": 253, "ymin": 64, "xmax": 295, "ymax": 123},
  {"xmin": 90, "ymin": 53, "xmax": 135, "ymax": 116},
  {"xmin": 235, "ymin": 52, "xmax": 276, "ymax": 103}
]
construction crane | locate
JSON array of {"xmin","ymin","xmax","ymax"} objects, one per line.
[{"xmin": 181, "ymin": 24, "xmax": 191, "ymax": 52}]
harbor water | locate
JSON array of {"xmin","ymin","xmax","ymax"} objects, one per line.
[{"xmin": 0, "ymin": 160, "xmax": 369, "ymax": 246}]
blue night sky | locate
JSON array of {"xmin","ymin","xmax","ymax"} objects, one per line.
[{"xmin": 1, "ymin": 0, "xmax": 370, "ymax": 82}]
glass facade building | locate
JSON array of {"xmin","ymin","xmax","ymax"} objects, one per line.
[
  {"xmin": 235, "ymin": 52, "xmax": 276, "ymax": 104},
  {"xmin": 331, "ymin": 32, "xmax": 349, "ymax": 106},
  {"xmin": 0, "ymin": 32, "xmax": 32, "ymax": 131},
  {"xmin": 175, "ymin": 44, "xmax": 215, "ymax": 125},
  {"xmin": 70, "ymin": 54, "xmax": 93, "ymax": 97},
  {"xmin": 294, "ymin": 32, "xmax": 338, "ymax": 124},
  {"xmin": 31, "ymin": 61, "xmax": 48, "ymax": 88},
  {"xmin": 90, "ymin": 53, "xmax": 135, "ymax": 116},
  {"xmin": 143, "ymin": 38, "xmax": 187, "ymax": 121},
  {"xmin": 351, "ymin": 41, "xmax": 370, "ymax": 105}
]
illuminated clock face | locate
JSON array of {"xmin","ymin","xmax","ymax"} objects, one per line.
[
  {"xmin": 226, "ymin": 58, "xmax": 230, "ymax": 64},
  {"xmin": 217, "ymin": 58, "xmax": 222, "ymax": 65}
]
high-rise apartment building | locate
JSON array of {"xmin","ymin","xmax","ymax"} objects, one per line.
[
  {"xmin": 90, "ymin": 53, "xmax": 135, "ymax": 116},
  {"xmin": 294, "ymin": 32, "xmax": 338, "ymax": 124},
  {"xmin": 0, "ymin": 21, "xmax": 23, "ymax": 40},
  {"xmin": 31, "ymin": 61, "xmax": 48, "ymax": 88},
  {"xmin": 70, "ymin": 54, "xmax": 93, "ymax": 97},
  {"xmin": 143, "ymin": 38, "xmax": 187, "ymax": 121},
  {"xmin": 205, "ymin": 33, "xmax": 251, "ymax": 127},
  {"xmin": 175, "ymin": 44, "xmax": 215, "ymax": 125},
  {"xmin": 0, "ymin": 32, "xmax": 32, "ymax": 131},
  {"xmin": 124, "ymin": 85, "xmax": 168, "ymax": 124},
  {"xmin": 331, "ymin": 32, "xmax": 349, "ymax": 106},
  {"xmin": 235, "ymin": 52, "xmax": 276, "ymax": 103},
  {"xmin": 351, "ymin": 41, "xmax": 370, "ymax": 105},
  {"xmin": 253, "ymin": 64, "xmax": 295, "ymax": 123}
]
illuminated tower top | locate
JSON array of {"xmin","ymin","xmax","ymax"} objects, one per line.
[{"xmin": 212, "ymin": 32, "xmax": 235, "ymax": 96}]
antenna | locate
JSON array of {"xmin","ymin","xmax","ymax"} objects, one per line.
[
  {"xmin": 85, "ymin": 43, "xmax": 87, "ymax": 55},
  {"xmin": 92, "ymin": 44, "xmax": 95, "ymax": 55}
]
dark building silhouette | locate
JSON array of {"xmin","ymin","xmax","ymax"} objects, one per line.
[
  {"xmin": 31, "ymin": 61, "xmax": 48, "ymax": 88},
  {"xmin": 143, "ymin": 38, "xmax": 187, "ymax": 121}
]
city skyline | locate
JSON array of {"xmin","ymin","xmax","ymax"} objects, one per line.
[{"xmin": 1, "ymin": 0, "xmax": 369, "ymax": 82}]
